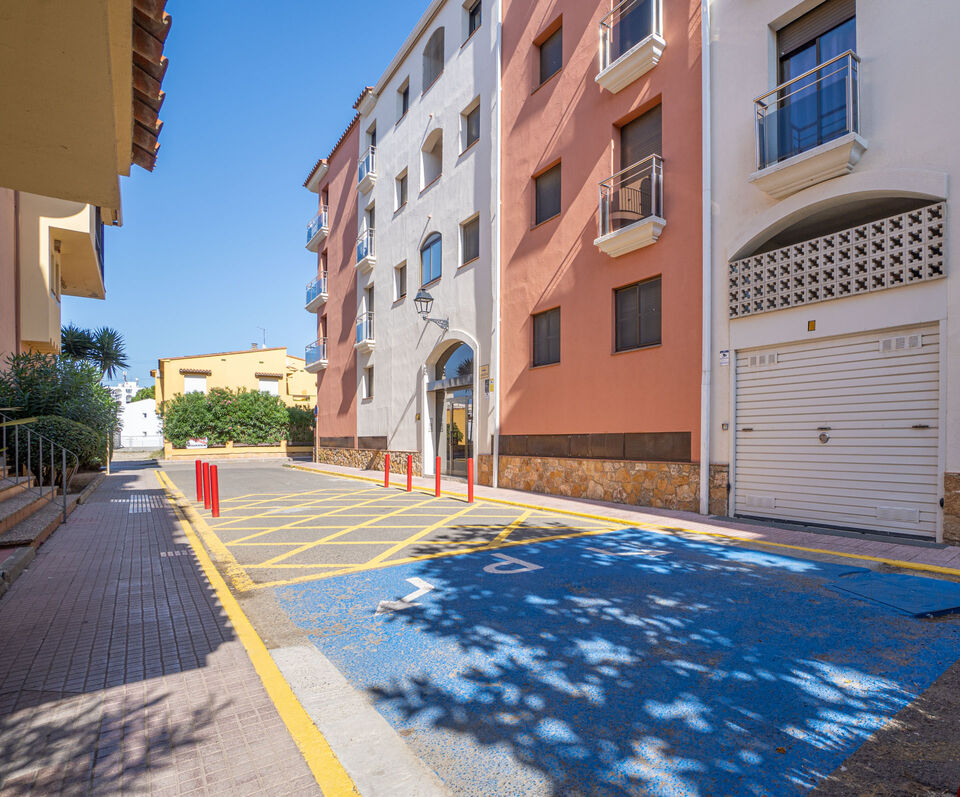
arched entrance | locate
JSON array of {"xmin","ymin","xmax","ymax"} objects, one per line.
[{"xmin": 429, "ymin": 342, "xmax": 474, "ymax": 477}]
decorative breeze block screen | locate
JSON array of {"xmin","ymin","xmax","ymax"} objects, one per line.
[{"xmin": 728, "ymin": 202, "xmax": 946, "ymax": 318}]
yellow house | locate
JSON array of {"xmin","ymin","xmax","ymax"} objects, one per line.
[
  {"xmin": 0, "ymin": 1, "xmax": 172, "ymax": 358},
  {"xmin": 153, "ymin": 347, "xmax": 316, "ymax": 409}
]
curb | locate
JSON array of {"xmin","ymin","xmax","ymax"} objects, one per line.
[
  {"xmin": 78, "ymin": 472, "xmax": 107, "ymax": 504},
  {"xmin": 0, "ymin": 546, "xmax": 36, "ymax": 595}
]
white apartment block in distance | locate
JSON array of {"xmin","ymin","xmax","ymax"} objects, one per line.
[
  {"xmin": 708, "ymin": 0, "xmax": 960, "ymax": 542},
  {"xmin": 351, "ymin": 0, "xmax": 500, "ymax": 478}
]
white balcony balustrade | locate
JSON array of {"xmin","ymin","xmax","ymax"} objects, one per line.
[
  {"xmin": 304, "ymin": 338, "xmax": 328, "ymax": 373},
  {"xmin": 358, "ymin": 146, "xmax": 377, "ymax": 193},
  {"xmin": 305, "ymin": 273, "xmax": 328, "ymax": 312},
  {"xmin": 306, "ymin": 206, "xmax": 328, "ymax": 252},
  {"xmin": 355, "ymin": 312, "xmax": 375, "ymax": 354},
  {"xmin": 356, "ymin": 228, "xmax": 376, "ymax": 273},
  {"xmin": 596, "ymin": 0, "xmax": 665, "ymax": 94},
  {"xmin": 751, "ymin": 50, "xmax": 865, "ymax": 199},
  {"xmin": 594, "ymin": 154, "xmax": 664, "ymax": 257}
]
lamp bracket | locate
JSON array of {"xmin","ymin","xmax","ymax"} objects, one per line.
[{"xmin": 424, "ymin": 317, "xmax": 449, "ymax": 331}]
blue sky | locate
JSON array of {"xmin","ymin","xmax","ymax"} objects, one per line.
[{"xmin": 63, "ymin": 0, "xmax": 426, "ymax": 388}]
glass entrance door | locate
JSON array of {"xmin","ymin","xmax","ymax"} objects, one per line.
[{"xmin": 439, "ymin": 390, "xmax": 472, "ymax": 478}]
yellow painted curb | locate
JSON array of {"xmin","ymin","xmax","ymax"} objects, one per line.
[
  {"xmin": 286, "ymin": 463, "xmax": 960, "ymax": 581},
  {"xmin": 154, "ymin": 470, "xmax": 359, "ymax": 796}
]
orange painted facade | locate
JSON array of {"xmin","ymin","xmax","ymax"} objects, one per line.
[
  {"xmin": 500, "ymin": 0, "xmax": 703, "ymax": 460},
  {"xmin": 314, "ymin": 121, "xmax": 360, "ymax": 445},
  {"xmin": 0, "ymin": 189, "xmax": 17, "ymax": 359}
]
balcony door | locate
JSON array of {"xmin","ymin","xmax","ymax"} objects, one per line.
[
  {"xmin": 776, "ymin": 0, "xmax": 856, "ymax": 162},
  {"xmin": 613, "ymin": 105, "xmax": 661, "ymax": 231}
]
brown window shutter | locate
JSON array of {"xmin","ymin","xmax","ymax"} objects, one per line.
[
  {"xmin": 619, "ymin": 105, "xmax": 662, "ymax": 170},
  {"xmin": 778, "ymin": 0, "xmax": 855, "ymax": 57}
]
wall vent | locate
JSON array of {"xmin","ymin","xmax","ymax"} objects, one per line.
[
  {"xmin": 879, "ymin": 334, "xmax": 922, "ymax": 353},
  {"xmin": 747, "ymin": 352, "xmax": 778, "ymax": 368},
  {"xmin": 876, "ymin": 506, "xmax": 921, "ymax": 523},
  {"xmin": 741, "ymin": 494, "xmax": 776, "ymax": 510}
]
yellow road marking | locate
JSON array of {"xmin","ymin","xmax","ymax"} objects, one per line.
[
  {"xmin": 153, "ymin": 470, "xmax": 359, "ymax": 796},
  {"xmin": 232, "ymin": 540, "xmax": 407, "ymax": 547},
  {"xmin": 285, "ymin": 463, "xmax": 960, "ymax": 582},
  {"xmin": 218, "ymin": 486, "xmax": 349, "ymax": 515},
  {"xmin": 156, "ymin": 470, "xmax": 256, "ymax": 593},
  {"xmin": 491, "ymin": 509, "xmax": 534, "ymax": 545},
  {"xmin": 364, "ymin": 504, "xmax": 481, "ymax": 567},
  {"xmin": 213, "ymin": 488, "xmax": 383, "ymax": 529},
  {"xmin": 259, "ymin": 496, "xmax": 441, "ymax": 567}
]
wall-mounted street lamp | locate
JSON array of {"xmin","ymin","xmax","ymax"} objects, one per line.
[{"xmin": 414, "ymin": 288, "xmax": 449, "ymax": 331}]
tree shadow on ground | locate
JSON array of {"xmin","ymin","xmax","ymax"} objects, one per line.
[{"xmin": 285, "ymin": 529, "xmax": 960, "ymax": 796}]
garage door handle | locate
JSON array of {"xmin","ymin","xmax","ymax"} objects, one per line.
[
  {"xmin": 816, "ymin": 426, "xmax": 832, "ymax": 431},
  {"xmin": 912, "ymin": 424, "xmax": 930, "ymax": 429},
  {"xmin": 741, "ymin": 427, "xmax": 754, "ymax": 432}
]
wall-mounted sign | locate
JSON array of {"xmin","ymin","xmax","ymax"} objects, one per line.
[
  {"xmin": 186, "ymin": 437, "xmax": 208, "ymax": 449},
  {"xmin": 719, "ymin": 350, "xmax": 730, "ymax": 367},
  {"xmin": 479, "ymin": 364, "xmax": 489, "ymax": 380}
]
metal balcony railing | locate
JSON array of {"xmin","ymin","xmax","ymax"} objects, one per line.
[
  {"xmin": 599, "ymin": 0, "xmax": 661, "ymax": 71},
  {"xmin": 94, "ymin": 206, "xmax": 105, "ymax": 280},
  {"xmin": 306, "ymin": 273, "xmax": 327, "ymax": 306},
  {"xmin": 356, "ymin": 312, "xmax": 375, "ymax": 344},
  {"xmin": 1, "ymin": 410, "xmax": 80, "ymax": 522},
  {"xmin": 305, "ymin": 338, "xmax": 327, "ymax": 367},
  {"xmin": 598, "ymin": 153, "xmax": 663, "ymax": 237},
  {"xmin": 755, "ymin": 50, "xmax": 860, "ymax": 170},
  {"xmin": 306, "ymin": 206, "xmax": 328, "ymax": 244},
  {"xmin": 358, "ymin": 146, "xmax": 377, "ymax": 185},
  {"xmin": 356, "ymin": 228, "xmax": 375, "ymax": 264}
]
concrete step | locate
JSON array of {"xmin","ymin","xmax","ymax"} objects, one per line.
[
  {"xmin": 0, "ymin": 497, "xmax": 69, "ymax": 549},
  {"xmin": 0, "ymin": 489, "xmax": 56, "ymax": 540},
  {"xmin": 0, "ymin": 476, "xmax": 37, "ymax": 504}
]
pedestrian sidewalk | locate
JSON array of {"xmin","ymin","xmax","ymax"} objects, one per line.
[
  {"xmin": 290, "ymin": 461, "xmax": 960, "ymax": 576},
  {"xmin": 0, "ymin": 464, "xmax": 321, "ymax": 796}
]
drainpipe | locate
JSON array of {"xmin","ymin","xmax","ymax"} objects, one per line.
[
  {"xmin": 491, "ymin": 0, "xmax": 503, "ymax": 489},
  {"xmin": 698, "ymin": 0, "xmax": 713, "ymax": 515},
  {"xmin": 13, "ymin": 191, "xmax": 21, "ymax": 353}
]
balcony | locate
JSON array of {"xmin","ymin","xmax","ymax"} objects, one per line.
[
  {"xmin": 358, "ymin": 146, "xmax": 377, "ymax": 193},
  {"xmin": 305, "ymin": 273, "xmax": 328, "ymax": 312},
  {"xmin": 596, "ymin": 0, "xmax": 665, "ymax": 94},
  {"xmin": 594, "ymin": 154, "xmax": 665, "ymax": 257},
  {"xmin": 355, "ymin": 312, "xmax": 375, "ymax": 354},
  {"xmin": 356, "ymin": 228, "xmax": 376, "ymax": 273},
  {"xmin": 751, "ymin": 50, "xmax": 866, "ymax": 199},
  {"xmin": 305, "ymin": 206, "xmax": 328, "ymax": 252},
  {"xmin": 304, "ymin": 338, "xmax": 328, "ymax": 373}
]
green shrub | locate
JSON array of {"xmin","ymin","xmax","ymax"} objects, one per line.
[
  {"xmin": 160, "ymin": 388, "xmax": 292, "ymax": 447},
  {"xmin": 287, "ymin": 405, "xmax": 315, "ymax": 444},
  {"xmin": 8, "ymin": 415, "xmax": 104, "ymax": 482},
  {"xmin": 132, "ymin": 386, "xmax": 154, "ymax": 402},
  {"xmin": 0, "ymin": 353, "xmax": 121, "ymax": 439}
]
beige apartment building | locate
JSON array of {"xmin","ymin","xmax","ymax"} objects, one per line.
[
  {"xmin": 0, "ymin": 0, "xmax": 171, "ymax": 357},
  {"xmin": 153, "ymin": 347, "xmax": 317, "ymax": 409}
]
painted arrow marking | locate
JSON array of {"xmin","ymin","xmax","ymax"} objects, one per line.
[{"xmin": 375, "ymin": 577, "xmax": 435, "ymax": 615}]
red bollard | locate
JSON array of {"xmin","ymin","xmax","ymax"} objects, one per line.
[
  {"xmin": 467, "ymin": 457, "xmax": 474, "ymax": 503},
  {"xmin": 384, "ymin": 453, "xmax": 390, "ymax": 488},
  {"xmin": 210, "ymin": 465, "xmax": 220, "ymax": 518},
  {"xmin": 202, "ymin": 462, "xmax": 211, "ymax": 510},
  {"xmin": 195, "ymin": 460, "xmax": 203, "ymax": 502},
  {"xmin": 435, "ymin": 456, "xmax": 441, "ymax": 497},
  {"xmin": 406, "ymin": 454, "xmax": 413, "ymax": 492}
]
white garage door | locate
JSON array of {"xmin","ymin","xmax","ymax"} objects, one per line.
[{"xmin": 734, "ymin": 325, "xmax": 940, "ymax": 537}]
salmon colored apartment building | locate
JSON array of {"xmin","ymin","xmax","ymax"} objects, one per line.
[
  {"xmin": 302, "ymin": 108, "xmax": 361, "ymax": 449},
  {"xmin": 496, "ymin": 0, "xmax": 715, "ymax": 511}
]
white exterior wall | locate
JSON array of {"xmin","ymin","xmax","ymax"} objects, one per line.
[
  {"xmin": 354, "ymin": 0, "xmax": 500, "ymax": 471},
  {"xmin": 709, "ymin": 2, "xmax": 960, "ymax": 511},
  {"xmin": 118, "ymin": 398, "xmax": 163, "ymax": 448}
]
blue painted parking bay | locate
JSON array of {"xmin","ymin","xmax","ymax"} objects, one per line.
[{"xmin": 274, "ymin": 528, "xmax": 960, "ymax": 796}]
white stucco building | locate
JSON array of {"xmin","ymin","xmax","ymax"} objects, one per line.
[
  {"xmin": 116, "ymin": 397, "xmax": 162, "ymax": 449},
  {"xmin": 708, "ymin": 0, "xmax": 959, "ymax": 542},
  {"xmin": 110, "ymin": 375, "xmax": 141, "ymax": 404},
  {"xmin": 351, "ymin": 0, "xmax": 500, "ymax": 477}
]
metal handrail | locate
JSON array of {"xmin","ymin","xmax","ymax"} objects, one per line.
[
  {"xmin": 306, "ymin": 206, "xmax": 328, "ymax": 244},
  {"xmin": 755, "ymin": 49, "xmax": 860, "ymax": 105},
  {"xmin": 356, "ymin": 228, "xmax": 376, "ymax": 263},
  {"xmin": 356, "ymin": 312, "xmax": 375, "ymax": 343},
  {"xmin": 0, "ymin": 410, "xmax": 80, "ymax": 522},
  {"xmin": 305, "ymin": 338, "xmax": 327, "ymax": 365},
  {"xmin": 305, "ymin": 273, "xmax": 328, "ymax": 305},
  {"xmin": 358, "ymin": 146, "xmax": 377, "ymax": 184},
  {"xmin": 598, "ymin": 153, "xmax": 663, "ymax": 237},
  {"xmin": 599, "ymin": 0, "xmax": 661, "ymax": 70}
]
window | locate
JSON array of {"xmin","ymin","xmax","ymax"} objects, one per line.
[
  {"xmin": 395, "ymin": 263, "xmax": 407, "ymax": 300},
  {"xmin": 533, "ymin": 308, "xmax": 560, "ymax": 366},
  {"xmin": 467, "ymin": 1, "xmax": 481, "ymax": 38},
  {"xmin": 421, "ymin": 129, "xmax": 443, "ymax": 187},
  {"xmin": 183, "ymin": 375, "xmax": 207, "ymax": 394},
  {"xmin": 538, "ymin": 26, "xmax": 562, "ymax": 85},
  {"xmin": 398, "ymin": 80, "xmax": 410, "ymax": 120},
  {"xmin": 421, "ymin": 233, "xmax": 442, "ymax": 284},
  {"xmin": 462, "ymin": 101, "xmax": 480, "ymax": 150},
  {"xmin": 363, "ymin": 366, "xmax": 374, "ymax": 400},
  {"xmin": 423, "ymin": 28, "xmax": 445, "ymax": 89},
  {"xmin": 365, "ymin": 284, "xmax": 374, "ymax": 314},
  {"xmin": 461, "ymin": 215, "xmax": 480, "ymax": 264},
  {"xmin": 615, "ymin": 278, "xmax": 661, "ymax": 352},
  {"xmin": 258, "ymin": 378, "xmax": 280, "ymax": 396},
  {"xmin": 614, "ymin": 105, "xmax": 662, "ymax": 226},
  {"xmin": 396, "ymin": 171, "xmax": 408, "ymax": 209},
  {"xmin": 368, "ymin": 124, "xmax": 377, "ymax": 148},
  {"xmin": 366, "ymin": 204, "xmax": 375, "ymax": 231},
  {"xmin": 535, "ymin": 163, "xmax": 561, "ymax": 224},
  {"xmin": 775, "ymin": 0, "xmax": 856, "ymax": 162}
]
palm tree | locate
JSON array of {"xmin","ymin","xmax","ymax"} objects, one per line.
[
  {"xmin": 61, "ymin": 323, "xmax": 93, "ymax": 359},
  {"xmin": 88, "ymin": 326, "xmax": 130, "ymax": 380}
]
